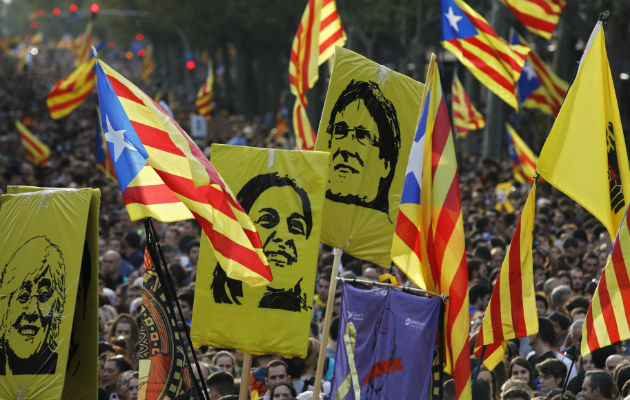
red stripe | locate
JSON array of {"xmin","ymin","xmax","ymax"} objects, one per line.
[
  {"xmin": 320, "ymin": 10, "xmax": 339, "ymax": 30},
  {"xmin": 394, "ymin": 212, "xmax": 422, "ymax": 257},
  {"xmin": 464, "ymin": 12, "xmax": 499, "ymax": 39},
  {"xmin": 489, "ymin": 269, "xmax": 503, "ymax": 342},
  {"xmin": 300, "ymin": 0, "xmax": 315, "ymax": 95},
  {"xmin": 195, "ymin": 97, "xmax": 212, "ymax": 109},
  {"xmin": 430, "ymin": 99, "xmax": 452, "ymax": 181},
  {"xmin": 585, "ymin": 305, "xmax": 600, "ymax": 352},
  {"xmin": 107, "ymin": 73, "xmax": 143, "ymax": 104},
  {"xmin": 48, "ymin": 85, "xmax": 93, "ymax": 113},
  {"xmin": 597, "ymin": 273, "xmax": 621, "ymax": 344},
  {"xmin": 319, "ymin": 28, "xmax": 344, "ymax": 55},
  {"xmin": 131, "ymin": 120, "xmax": 186, "ymax": 157},
  {"xmin": 123, "ymin": 183, "xmax": 182, "ymax": 205},
  {"xmin": 508, "ymin": 222, "xmax": 526, "ymax": 336},
  {"xmin": 433, "ymin": 182, "xmax": 460, "ymax": 264},
  {"xmin": 530, "ymin": 54, "xmax": 567, "ymax": 98},
  {"xmin": 448, "ymin": 40, "xmax": 514, "ymax": 93},
  {"xmin": 191, "ymin": 210, "xmax": 272, "ymax": 281},
  {"xmin": 466, "ymin": 36, "xmax": 524, "ymax": 74},
  {"xmin": 19, "ymin": 132, "xmax": 46, "ymax": 157},
  {"xmin": 609, "ymin": 221, "xmax": 630, "ymax": 320},
  {"xmin": 48, "ymin": 69, "xmax": 96, "ymax": 98},
  {"xmin": 504, "ymin": 4, "xmax": 555, "ymax": 34}
]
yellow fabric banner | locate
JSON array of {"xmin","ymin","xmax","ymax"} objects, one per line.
[
  {"xmin": 537, "ymin": 23, "xmax": 630, "ymax": 239},
  {"xmin": 0, "ymin": 186, "xmax": 100, "ymax": 399},
  {"xmin": 314, "ymin": 47, "xmax": 425, "ymax": 267},
  {"xmin": 191, "ymin": 145, "xmax": 329, "ymax": 357}
]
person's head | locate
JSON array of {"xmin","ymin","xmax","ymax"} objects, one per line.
[
  {"xmin": 237, "ymin": 173, "xmax": 312, "ymax": 287},
  {"xmin": 550, "ymin": 285, "xmax": 573, "ymax": 312},
  {"xmin": 536, "ymin": 294, "xmax": 549, "ymax": 317},
  {"xmin": 177, "ymin": 288, "xmax": 195, "ymax": 322},
  {"xmin": 317, "ymin": 269, "xmax": 331, "ymax": 302},
  {"xmin": 126, "ymin": 371, "xmax": 139, "ymax": 400},
  {"xmin": 535, "ymin": 358, "xmax": 566, "ymax": 393},
  {"xmin": 549, "ymin": 313, "xmax": 570, "ymax": 347},
  {"xmin": 563, "ymin": 237, "xmax": 579, "ymax": 260},
  {"xmin": 533, "ymin": 263, "xmax": 546, "ymax": 285},
  {"xmin": 606, "ymin": 354, "xmax": 625, "ymax": 376},
  {"xmin": 502, "ymin": 388, "xmax": 531, "ymax": 400},
  {"xmin": 102, "ymin": 355, "xmax": 132, "ymax": 391},
  {"xmin": 0, "ymin": 236, "xmax": 66, "ymax": 362},
  {"xmin": 509, "ymin": 357, "xmax": 534, "ymax": 388},
  {"xmin": 102, "ymin": 249, "xmax": 122, "ymax": 278},
  {"xmin": 187, "ymin": 241, "xmax": 200, "ymax": 267},
  {"xmin": 206, "ymin": 370, "xmax": 235, "ymax": 399},
  {"xmin": 165, "ymin": 226, "xmax": 182, "ymax": 248},
  {"xmin": 212, "ymin": 350, "xmax": 236, "ymax": 377},
  {"xmin": 108, "ymin": 313, "xmax": 139, "ymax": 344},
  {"xmin": 266, "ymin": 359, "xmax": 290, "ymax": 388},
  {"xmin": 469, "ymin": 280, "xmax": 492, "ymax": 310},
  {"xmin": 270, "ymin": 382, "xmax": 298, "ymax": 399},
  {"xmin": 529, "ymin": 317, "xmax": 556, "ymax": 349},
  {"xmin": 582, "ymin": 370, "xmax": 614, "ymax": 400},
  {"xmin": 543, "ymin": 278, "xmax": 561, "ymax": 299},
  {"xmin": 568, "ymin": 267, "xmax": 584, "ymax": 292},
  {"xmin": 582, "ymin": 253, "xmax": 600, "ymax": 277},
  {"xmin": 325, "ymin": 79, "xmax": 400, "ymax": 213}
]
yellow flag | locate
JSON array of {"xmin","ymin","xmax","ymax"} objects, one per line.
[
  {"xmin": 191, "ymin": 145, "xmax": 329, "ymax": 357},
  {"xmin": 314, "ymin": 47, "xmax": 425, "ymax": 267},
  {"xmin": 537, "ymin": 22, "xmax": 630, "ymax": 239},
  {"xmin": 0, "ymin": 186, "xmax": 100, "ymax": 399}
]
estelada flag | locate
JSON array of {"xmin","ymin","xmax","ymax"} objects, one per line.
[
  {"xmin": 191, "ymin": 145, "xmax": 329, "ymax": 357},
  {"xmin": 139, "ymin": 249, "xmax": 198, "ymax": 399},
  {"xmin": 314, "ymin": 47, "xmax": 425, "ymax": 268},
  {"xmin": 46, "ymin": 58, "xmax": 96, "ymax": 120},
  {"xmin": 330, "ymin": 284, "xmax": 441, "ymax": 399},
  {"xmin": 537, "ymin": 21, "xmax": 630, "ymax": 239},
  {"xmin": 0, "ymin": 186, "xmax": 100, "ymax": 399}
]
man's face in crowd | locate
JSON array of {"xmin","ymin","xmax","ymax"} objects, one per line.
[
  {"xmin": 327, "ymin": 99, "xmax": 390, "ymax": 205},
  {"xmin": 534, "ymin": 267, "xmax": 546, "ymax": 284},
  {"xmin": 581, "ymin": 376, "xmax": 597, "ymax": 400},
  {"xmin": 538, "ymin": 372, "xmax": 561, "ymax": 393},
  {"xmin": 5, "ymin": 267, "xmax": 56, "ymax": 359},
  {"xmin": 583, "ymin": 257, "xmax": 599, "ymax": 277},
  {"xmin": 266, "ymin": 365, "xmax": 289, "ymax": 387},
  {"xmin": 250, "ymin": 186, "xmax": 308, "ymax": 287},
  {"xmin": 317, "ymin": 278, "xmax": 329, "ymax": 302},
  {"xmin": 536, "ymin": 299, "xmax": 547, "ymax": 317},
  {"xmin": 272, "ymin": 385, "xmax": 293, "ymax": 399},
  {"xmin": 114, "ymin": 321, "xmax": 132, "ymax": 340},
  {"xmin": 569, "ymin": 268, "xmax": 584, "ymax": 291},
  {"xmin": 564, "ymin": 245, "xmax": 578, "ymax": 260},
  {"xmin": 188, "ymin": 245, "xmax": 200, "ymax": 266},
  {"xmin": 101, "ymin": 251, "xmax": 120, "ymax": 277}
]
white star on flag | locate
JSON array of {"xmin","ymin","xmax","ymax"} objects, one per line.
[
  {"xmin": 522, "ymin": 62, "xmax": 537, "ymax": 81},
  {"xmin": 104, "ymin": 114, "xmax": 139, "ymax": 161},
  {"xmin": 445, "ymin": 6, "xmax": 463, "ymax": 32}
]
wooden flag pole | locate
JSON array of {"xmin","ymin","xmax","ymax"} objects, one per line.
[
  {"xmin": 312, "ymin": 247, "xmax": 343, "ymax": 399},
  {"xmin": 239, "ymin": 353, "xmax": 253, "ymax": 400}
]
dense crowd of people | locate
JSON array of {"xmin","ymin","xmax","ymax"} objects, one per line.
[{"xmin": 1, "ymin": 43, "xmax": 629, "ymax": 400}]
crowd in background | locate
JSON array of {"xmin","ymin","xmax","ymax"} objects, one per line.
[{"xmin": 1, "ymin": 44, "xmax": 629, "ymax": 400}]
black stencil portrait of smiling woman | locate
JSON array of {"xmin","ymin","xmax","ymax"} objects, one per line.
[{"xmin": 191, "ymin": 145, "xmax": 329, "ymax": 357}]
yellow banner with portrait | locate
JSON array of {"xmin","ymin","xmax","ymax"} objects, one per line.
[
  {"xmin": 191, "ymin": 145, "xmax": 329, "ymax": 357},
  {"xmin": 0, "ymin": 186, "xmax": 100, "ymax": 400},
  {"xmin": 314, "ymin": 47, "xmax": 425, "ymax": 267}
]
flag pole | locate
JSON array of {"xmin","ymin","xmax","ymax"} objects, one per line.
[
  {"xmin": 312, "ymin": 247, "xmax": 343, "ymax": 399},
  {"xmin": 471, "ymin": 345, "xmax": 486, "ymax": 389},
  {"xmin": 239, "ymin": 353, "xmax": 253, "ymax": 400},
  {"xmin": 143, "ymin": 218, "xmax": 211, "ymax": 400}
]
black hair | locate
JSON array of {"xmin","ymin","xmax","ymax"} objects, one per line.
[
  {"xmin": 237, "ymin": 172, "xmax": 312, "ymax": 239},
  {"xmin": 537, "ymin": 317, "xmax": 556, "ymax": 346}
]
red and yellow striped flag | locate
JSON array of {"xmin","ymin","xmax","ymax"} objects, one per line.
[
  {"xmin": 75, "ymin": 21, "xmax": 93, "ymax": 65},
  {"xmin": 289, "ymin": 0, "xmax": 345, "ymax": 149},
  {"xmin": 440, "ymin": 0, "xmax": 530, "ymax": 110},
  {"xmin": 46, "ymin": 58, "xmax": 96, "ymax": 119},
  {"xmin": 391, "ymin": 55, "xmax": 471, "ymax": 400},
  {"xmin": 582, "ymin": 203, "xmax": 630, "ymax": 355},
  {"xmin": 500, "ymin": 0, "xmax": 565, "ymax": 40},
  {"xmin": 96, "ymin": 59, "xmax": 272, "ymax": 287},
  {"xmin": 474, "ymin": 183, "xmax": 538, "ymax": 370},
  {"xmin": 506, "ymin": 124, "xmax": 537, "ymax": 184},
  {"xmin": 16, "ymin": 120, "xmax": 50, "ymax": 166},
  {"xmin": 451, "ymin": 74, "xmax": 485, "ymax": 138},
  {"xmin": 195, "ymin": 63, "xmax": 213, "ymax": 120}
]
